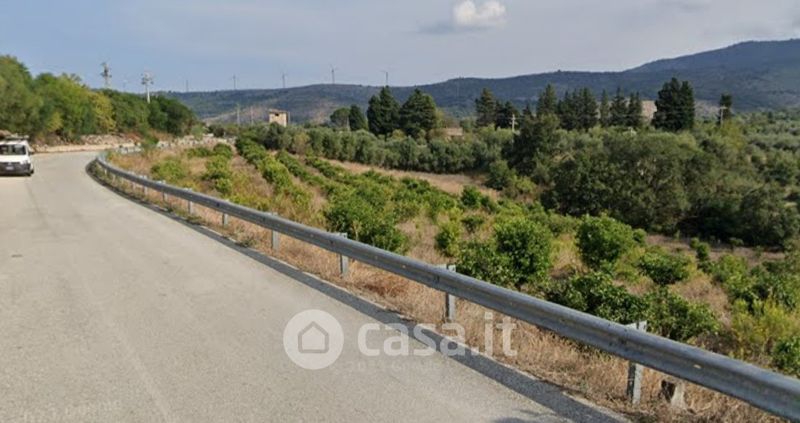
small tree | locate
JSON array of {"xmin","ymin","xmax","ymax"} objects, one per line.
[
  {"xmin": 626, "ymin": 92, "xmax": 643, "ymax": 129},
  {"xmin": 330, "ymin": 107, "xmax": 351, "ymax": 129},
  {"xmin": 653, "ymin": 78, "xmax": 695, "ymax": 132},
  {"xmin": 367, "ymin": 87, "xmax": 400, "ymax": 136},
  {"xmin": 638, "ymin": 248, "xmax": 691, "ymax": 286},
  {"xmin": 475, "ymin": 88, "xmax": 497, "ymax": 127},
  {"xmin": 536, "ymin": 84, "xmax": 558, "ymax": 117},
  {"xmin": 599, "ymin": 90, "xmax": 610, "ymax": 127},
  {"xmin": 399, "ymin": 89, "xmax": 438, "ymax": 138},
  {"xmin": 495, "ymin": 101, "xmax": 519, "ymax": 129},
  {"xmin": 577, "ymin": 215, "xmax": 636, "ymax": 270},
  {"xmin": 773, "ymin": 336, "xmax": 800, "ymax": 376},
  {"xmin": 349, "ymin": 105, "xmax": 368, "ymax": 131},
  {"xmin": 609, "ymin": 87, "xmax": 628, "ymax": 127},
  {"xmin": 718, "ymin": 94, "xmax": 733, "ymax": 125},
  {"xmin": 494, "ymin": 217, "xmax": 553, "ymax": 290}
]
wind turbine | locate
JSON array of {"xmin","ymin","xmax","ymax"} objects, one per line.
[{"xmin": 141, "ymin": 72, "xmax": 154, "ymax": 103}]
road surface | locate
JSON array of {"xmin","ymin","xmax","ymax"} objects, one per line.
[{"xmin": 0, "ymin": 153, "xmax": 621, "ymax": 422}]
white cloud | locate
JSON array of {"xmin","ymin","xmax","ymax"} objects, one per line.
[{"xmin": 453, "ymin": 1, "xmax": 507, "ymax": 29}]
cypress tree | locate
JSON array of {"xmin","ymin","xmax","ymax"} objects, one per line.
[
  {"xmin": 609, "ymin": 87, "xmax": 628, "ymax": 127},
  {"xmin": 348, "ymin": 105, "xmax": 368, "ymax": 131},
  {"xmin": 577, "ymin": 88, "xmax": 598, "ymax": 130},
  {"xmin": 627, "ymin": 92, "xmax": 643, "ymax": 129},
  {"xmin": 495, "ymin": 101, "xmax": 520, "ymax": 129},
  {"xmin": 718, "ymin": 94, "xmax": 733, "ymax": 125},
  {"xmin": 367, "ymin": 87, "xmax": 400, "ymax": 136},
  {"xmin": 653, "ymin": 78, "xmax": 695, "ymax": 132},
  {"xmin": 537, "ymin": 84, "xmax": 558, "ymax": 117},
  {"xmin": 558, "ymin": 91, "xmax": 579, "ymax": 131},
  {"xmin": 599, "ymin": 90, "xmax": 610, "ymax": 127},
  {"xmin": 399, "ymin": 89, "xmax": 438, "ymax": 138},
  {"xmin": 475, "ymin": 88, "xmax": 497, "ymax": 127}
]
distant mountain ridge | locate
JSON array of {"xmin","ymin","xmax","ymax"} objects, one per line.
[{"xmin": 165, "ymin": 39, "xmax": 800, "ymax": 123}]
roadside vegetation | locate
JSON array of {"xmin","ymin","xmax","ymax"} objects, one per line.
[
  {"xmin": 0, "ymin": 56, "xmax": 196, "ymax": 142},
  {"xmin": 113, "ymin": 137, "xmax": 798, "ymax": 416},
  {"xmin": 107, "ymin": 76, "xmax": 800, "ymax": 421}
]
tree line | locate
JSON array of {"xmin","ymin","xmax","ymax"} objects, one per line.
[
  {"xmin": 0, "ymin": 56, "xmax": 196, "ymax": 140},
  {"xmin": 247, "ymin": 75, "xmax": 800, "ymax": 248}
]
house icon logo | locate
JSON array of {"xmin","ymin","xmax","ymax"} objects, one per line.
[
  {"xmin": 298, "ymin": 322, "xmax": 330, "ymax": 354},
  {"xmin": 283, "ymin": 309, "xmax": 344, "ymax": 370}
]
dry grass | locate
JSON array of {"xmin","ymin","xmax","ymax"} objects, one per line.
[
  {"xmin": 96, "ymin": 160, "xmax": 783, "ymax": 423},
  {"xmin": 647, "ymin": 235, "xmax": 784, "ymax": 266},
  {"xmin": 326, "ymin": 158, "xmax": 499, "ymax": 199}
]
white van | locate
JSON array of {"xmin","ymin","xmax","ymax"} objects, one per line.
[{"xmin": 0, "ymin": 139, "xmax": 34, "ymax": 176}]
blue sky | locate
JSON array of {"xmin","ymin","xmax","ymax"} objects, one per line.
[{"xmin": 1, "ymin": 0, "xmax": 798, "ymax": 92}]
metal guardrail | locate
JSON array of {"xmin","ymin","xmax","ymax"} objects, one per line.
[{"xmin": 93, "ymin": 150, "xmax": 800, "ymax": 420}]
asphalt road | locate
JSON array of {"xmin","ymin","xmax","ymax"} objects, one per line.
[{"xmin": 0, "ymin": 153, "xmax": 621, "ymax": 422}]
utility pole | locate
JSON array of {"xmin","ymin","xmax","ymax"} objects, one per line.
[
  {"xmin": 232, "ymin": 75, "xmax": 241, "ymax": 126},
  {"xmin": 100, "ymin": 62, "xmax": 112, "ymax": 89},
  {"xmin": 282, "ymin": 73, "xmax": 287, "ymax": 89},
  {"xmin": 330, "ymin": 65, "xmax": 337, "ymax": 85},
  {"xmin": 511, "ymin": 114, "xmax": 517, "ymax": 132},
  {"xmin": 141, "ymin": 72, "xmax": 154, "ymax": 103},
  {"xmin": 381, "ymin": 70, "xmax": 389, "ymax": 87}
]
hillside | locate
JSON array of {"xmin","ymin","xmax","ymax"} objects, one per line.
[{"xmin": 165, "ymin": 39, "xmax": 800, "ymax": 123}]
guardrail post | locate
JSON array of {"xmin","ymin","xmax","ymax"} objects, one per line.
[
  {"xmin": 438, "ymin": 264, "xmax": 458, "ymax": 322},
  {"xmin": 335, "ymin": 233, "xmax": 349, "ymax": 277},
  {"xmin": 660, "ymin": 377, "xmax": 687, "ymax": 410},
  {"xmin": 267, "ymin": 213, "xmax": 280, "ymax": 251},
  {"xmin": 188, "ymin": 200, "xmax": 194, "ymax": 215},
  {"xmin": 222, "ymin": 213, "xmax": 229, "ymax": 227},
  {"xmin": 626, "ymin": 321, "xmax": 648, "ymax": 405}
]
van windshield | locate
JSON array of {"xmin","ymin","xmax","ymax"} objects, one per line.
[{"xmin": 0, "ymin": 145, "xmax": 27, "ymax": 155}]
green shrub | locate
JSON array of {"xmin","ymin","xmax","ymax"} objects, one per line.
[
  {"xmin": 708, "ymin": 254, "xmax": 753, "ymax": 298},
  {"xmin": 435, "ymin": 220, "xmax": 462, "ymax": 257},
  {"xmin": 212, "ymin": 143, "xmax": 233, "ymax": 158},
  {"xmin": 633, "ymin": 229, "xmax": 647, "ymax": 246},
  {"xmin": 461, "ymin": 214, "xmax": 486, "ymax": 234},
  {"xmin": 487, "ymin": 160, "xmax": 514, "ymax": 190},
  {"xmin": 324, "ymin": 193, "xmax": 407, "ymax": 253},
  {"xmin": 576, "ymin": 215, "xmax": 636, "ymax": 270},
  {"xmin": 731, "ymin": 300, "xmax": 800, "ymax": 359},
  {"xmin": 186, "ymin": 146, "xmax": 213, "ymax": 158},
  {"xmin": 461, "ymin": 186, "xmax": 484, "ymax": 209},
  {"xmin": 637, "ymin": 249, "xmax": 691, "ymax": 286},
  {"xmin": 151, "ymin": 157, "xmax": 188, "ymax": 184},
  {"xmin": 202, "ymin": 155, "xmax": 233, "ymax": 196},
  {"xmin": 751, "ymin": 262, "xmax": 800, "ymax": 311},
  {"xmin": 457, "ymin": 241, "xmax": 515, "ymax": 288},
  {"xmin": 548, "ymin": 272, "xmax": 648, "ymax": 324},
  {"xmin": 645, "ymin": 288, "xmax": 718, "ymax": 342},
  {"xmin": 773, "ymin": 336, "xmax": 800, "ymax": 376},
  {"xmin": 203, "ymin": 155, "xmax": 231, "ymax": 181},
  {"xmin": 690, "ymin": 237, "xmax": 711, "ymax": 263},
  {"xmin": 494, "ymin": 217, "xmax": 553, "ymax": 289}
]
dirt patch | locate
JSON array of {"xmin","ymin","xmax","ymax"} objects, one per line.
[{"xmin": 326, "ymin": 158, "xmax": 498, "ymax": 198}]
